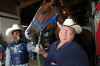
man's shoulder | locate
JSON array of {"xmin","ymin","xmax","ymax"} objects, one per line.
[
  {"xmin": 64, "ymin": 41, "xmax": 86, "ymax": 53},
  {"xmin": 49, "ymin": 41, "xmax": 58, "ymax": 47},
  {"xmin": 68, "ymin": 41, "xmax": 81, "ymax": 48}
]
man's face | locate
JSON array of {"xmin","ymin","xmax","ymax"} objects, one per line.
[
  {"xmin": 12, "ymin": 30, "xmax": 22, "ymax": 41},
  {"xmin": 59, "ymin": 26, "xmax": 75, "ymax": 42}
]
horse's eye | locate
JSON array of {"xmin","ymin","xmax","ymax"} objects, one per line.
[{"xmin": 42, "ymin": 11, "xmax": 48, "ymax": 15}]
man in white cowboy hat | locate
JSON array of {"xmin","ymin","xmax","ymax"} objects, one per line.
[
  {"xmin": 36, "ymin": 18, "xmax": 89, "ymax": 66},
  {"xmin": 5, "ymin": 24, "xmax": 36, "ymax": 66}
]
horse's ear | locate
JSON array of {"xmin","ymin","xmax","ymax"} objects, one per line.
[{"xmin": 61, "ymin": 7, "xmax": 71, "ymax": 17}]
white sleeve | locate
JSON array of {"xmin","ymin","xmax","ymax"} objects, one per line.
[
  {"xmin": 27, "ymin": 42, "xmax": 36, "ymax": 52},
  {"xmin": 5, "ymin": 48, "xmax": 11, "ymax": 66}
]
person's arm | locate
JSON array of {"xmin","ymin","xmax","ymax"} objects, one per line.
[
  {"xmin": 5, "ymin": 47, "xmax": 11, "ymax": 66},
  {"xmin": 27, "ymin": 42, "xmax": 36, "ymax": 59},
  {"xmin": 27, "ymin": 42, "xmax": 35, "ymax": 52},
  {"xmin": 27, "ymin": 42, "xmax": 48, "ymax": 58}
]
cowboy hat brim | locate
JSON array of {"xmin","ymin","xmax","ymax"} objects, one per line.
[
  {"xmin": 5, "ymin": 24, "xmax": 22, "ymax": 37},
  {"xmin": 5, "ymin": 28, "xmax": 22, "ymax": 37},
  {"xmin": 70, "ymin": 25, "xmax": 82, "ymax": 34},
  {"xmin": 57, "ymin": 22, "xmax": 82, "ymax": 34}
]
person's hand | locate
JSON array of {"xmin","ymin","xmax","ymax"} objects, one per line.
[
  {"xmin": 34, "ymin": 45, "xmax": 45, "ymax": 55},
  {"xmin": 39, "ymin": 47, "xmax": 46, "ymax": 55},
  {"xmin": 34, "ymin": 45, "xmax": 48, "ymax": 58}
]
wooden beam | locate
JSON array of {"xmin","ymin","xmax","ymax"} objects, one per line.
[{"xmin": 19, "ymin": 0, "xmax": 40, "ymax": 8}]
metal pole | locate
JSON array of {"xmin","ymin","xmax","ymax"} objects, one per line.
[{"xmin": 37, "ymin": 31, "xmax": 42, "ymax": 66}]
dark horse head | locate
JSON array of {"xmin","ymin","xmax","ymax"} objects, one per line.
[{"xmin": 24, "ymin": 0, "xmax": 71, "ymax": 40}]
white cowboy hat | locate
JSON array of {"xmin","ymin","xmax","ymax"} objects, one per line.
[
  {"xmin": 5, "ymin": 24, "xmax": 22, "ymax": 36},
  {"xmin": 57, "ymin": 18, "xmax": 82, "ymax": 34}
]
